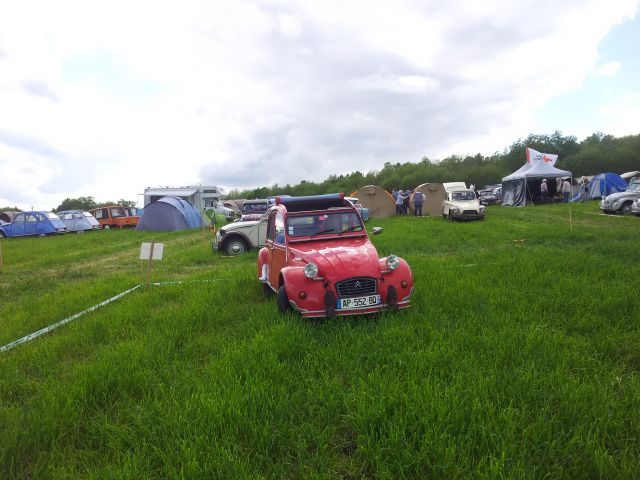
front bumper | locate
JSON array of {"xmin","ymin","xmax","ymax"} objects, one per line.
[{"xmin": 452, "ymin": 212, "xmax": 485, "ymax": 220}]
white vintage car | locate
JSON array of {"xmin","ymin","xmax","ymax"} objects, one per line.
[{"xmin": 442, "ymin": 189, "xmax": 486, "ymax": 221}]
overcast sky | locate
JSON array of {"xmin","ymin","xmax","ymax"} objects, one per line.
[{"xmin": 1, "ymin": 0, "xmax": 639, "ymax": 209}]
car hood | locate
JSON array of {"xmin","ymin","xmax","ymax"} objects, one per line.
[
  {"xmin": 603, "ymin": 191, "xmax": 638, "ymax": 202},
  {"xmin": 290, "ymin": 237, "xmax": 381, "ymax": 277},
  {"xmin": 450, "ymin": 200, "xmax": 481, "ymax": 208},
  {"xmin": 223, "ymin": 219, "xmax": 260, "ymax": 232}
]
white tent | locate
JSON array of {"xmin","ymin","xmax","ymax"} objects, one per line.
[{"xmin": 502, "ymin": 161, "xmax": 572, "ymax": 206}]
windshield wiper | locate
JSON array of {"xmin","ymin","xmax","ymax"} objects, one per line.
[{"xmin": 310, "ymin": 228, "xmax": 335, "ymax": 237}]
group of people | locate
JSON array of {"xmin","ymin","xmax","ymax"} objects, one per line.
[
  {"xmin": 540, "ymin": 177, "xmax": 579, "ymax": 203},
  {"xmin": 391, "ymin": 188, "xmax": 425, "ymax": 216}
]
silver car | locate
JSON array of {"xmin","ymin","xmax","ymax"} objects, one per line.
[
  {"xmin": 57, "ymin": 210, "xmax": 101, "ymax": 232},
  {"xmin": 600, "ymin": 181, "xmax": 640, "ymax": 214}
]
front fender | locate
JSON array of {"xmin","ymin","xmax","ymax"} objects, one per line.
[{"xmin": 257, "ymin": 247, "xmax": 270, "ymax": 278}]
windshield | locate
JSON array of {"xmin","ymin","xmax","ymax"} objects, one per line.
[
  {"xmin": 242, "ymin": 202, "xmax": 268, "ymax": 214},
  {"xmin": 286, "ymin": 211, "xmax": 364, "ymax": 238},
  {"xmin": 452, "ymin": 191, "xmax": 476, "ymax": 201},
  {"xmin": 628, "ymin": 182, "xmax": 640, "ymax": 192},
  {"xmin": 110, "ymin": 207, "xmax": 126, "ymax": 217}
]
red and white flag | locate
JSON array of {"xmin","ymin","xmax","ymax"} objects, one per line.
[{"xmin": 526, "ymin": 147, "xmax": 558, "ymax": 166}]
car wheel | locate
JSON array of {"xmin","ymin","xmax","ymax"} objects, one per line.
[
  {"xmin": 620, "ymin": 202, "xmax": 632, "ymax": 214},
  {"xmin": 277, "ymin": 285, "xmax": 290, "ymax": 314},
  {"xmin": 225, "ymin": 238, "xmax": 247, "ymax": 256},
  {"xmin": 448, "ymin": 211, "xmax": 454, "ymax": 221},
  {"xmin": 263, "ymin": 282, "xmax": 274, "ymax": 297}
]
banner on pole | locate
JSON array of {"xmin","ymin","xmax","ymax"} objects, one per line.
[{"xmin": 526, "ymin": 147, "xmax": 558, "ymax": 166}]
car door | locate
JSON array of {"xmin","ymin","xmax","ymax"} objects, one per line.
[
  {"xmin": 24, "ymin": 213, "xmax": 38, "ymax": 236},
  {"xmin": 267, "ymin": 210, "xmax": 287, "ymax": 288},
  {"xmin": 11, "ymin": 213, "xmax": 26, "ymax": 236}
]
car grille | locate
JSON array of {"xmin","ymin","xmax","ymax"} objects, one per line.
[
  {"xmin": 335, "ymin": 277, "xmax": 377, "ymax": 297},
  {"xmin": 462, "ymin": 210, "xmax": 478, "ymax": 214}
]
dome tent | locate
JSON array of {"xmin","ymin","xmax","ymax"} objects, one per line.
[
  {"xmin": 136, "ymin": 196, "xmax": 203, "ymax": 231},
  {"xmin": 350, "ymin": 185, "xmax": 396, "ymax": 219},
  {"xmin": 572, "ymin": 172, "xmax": 627, "ymax": 201}
]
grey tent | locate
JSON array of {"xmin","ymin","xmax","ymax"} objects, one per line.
[
  {"xmin": 136, "ymin": 196, "xmax": 203, "ymax": 231},
  {"xmin": 502, "ymin": 161, "xmax": 572, "ymax": 206}
]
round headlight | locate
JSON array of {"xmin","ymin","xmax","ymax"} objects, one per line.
[
  {"xmin": 303, "ymin": 262, "xmax": 319, "ymax": 278},
  {"xmin": 386, "ymin": 254, "xmax": 400, "ymax": 270}
]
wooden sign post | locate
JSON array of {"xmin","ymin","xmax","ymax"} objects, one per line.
[{"xmin": 140, "ymin": 242, "xmax": 164, "ymax": 288}]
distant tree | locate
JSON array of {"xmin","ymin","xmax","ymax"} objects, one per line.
[
  {"xmin": 54, "ymin": 196, "xmax": 97, "ymax": 212},
  {"xmin": 116, "ymin": 199, "xmax": 136, "ymax": 208}
]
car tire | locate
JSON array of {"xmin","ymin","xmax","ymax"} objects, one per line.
[
  {"xmin": 225, "ymin": 238, "xmax": 247, "ymax": 256},
  {"xmin": 448, "ymin": 211, "xmax": 454, "ymax": 221},
  {"xmin": 620, "ymin": 202, "xmax": 632, "ymax": 214},
  {"xmin": 277, "ymin": 285, "xmax": 290, "ymax": 314},
  {"xmin": 263, "ymin": 282, "xmax": 274, "ymax": 297}
]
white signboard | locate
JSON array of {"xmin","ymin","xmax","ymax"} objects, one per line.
[{"xmin": 140, "ymin": 242, "xmax": 164, "ymax": 260}]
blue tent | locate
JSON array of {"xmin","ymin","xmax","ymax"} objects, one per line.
[
  {"xmin": 572, "ymin": 172, "xmax": 627, "ymax": 201},
  {"xmin": 136, "ymin": 196, "xmax": 203, "ymax": 231}
]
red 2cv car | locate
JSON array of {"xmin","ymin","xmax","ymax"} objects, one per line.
[{"xmin": 258, "ymin": 193, "xmax": 413, "ymax": 318}]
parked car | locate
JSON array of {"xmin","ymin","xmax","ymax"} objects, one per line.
[
  {"xmin": 257, "ymin": 193, "xmax": 413, "ymax": 318},
  {"xmin": 215, "ymin": 214, "xmax": 269, "ymax": 255},
  {"xmin": 442, "ymin": 189, "xmax": 486, "ymax": 220},
  {"xmin": 600, "ymin": 180, "xmax": 640, "ymax": 214},
  {"xmin": 238, "ymin": 199, "xmax": 270, "ymax": 222},
  {"xmin": 0, "ymin": 211, "xmax": 67, "ymax": 238},
  {"xmin": 345, "ymin": 197, "xmax": 370, "ymax": 221},
  {"xmin": 477, "ymin": 189, "xmax": 500, "ymax": 205},
  {"xmin": 208, "ymin": 200, "xmax": 235, "ymax": 221},
  {"xmin": 57, "ymin": 210, "xmax": 100, "ymax": 232},
  {"xmin": 89, "ymin": 205, "xmax": 140, "ymax": 229}
]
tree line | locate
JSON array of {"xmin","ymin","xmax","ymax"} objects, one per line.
[{"xmin": 228, "ymin": 131, "xmax": 640, "ymax": 199}]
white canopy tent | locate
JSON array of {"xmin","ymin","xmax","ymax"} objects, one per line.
[{"xmin": 502, "ymin": 161, "xmax": 572, "ymax": 206}]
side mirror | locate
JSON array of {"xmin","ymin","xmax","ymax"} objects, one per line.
[{"xmin": 371, "ymin": 227, "xmax": 383, "ymax": 235}]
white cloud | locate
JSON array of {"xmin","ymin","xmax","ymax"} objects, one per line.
[
  {"xmin": 593, "ymin": 61, "xmax": 622, "ymax": 76},
  {"xmin": 0, "ymin": 0, "xmax": 639, "ymax": 209}
]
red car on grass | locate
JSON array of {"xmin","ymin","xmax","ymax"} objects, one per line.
[{"xmin": 258, "ymin": 193, "xmax": 413, "ymax": 318}]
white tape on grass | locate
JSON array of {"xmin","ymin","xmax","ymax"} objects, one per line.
[
  {"xmin": 0, "ymin": 279, "xmax": 220, "ymax": 353},
  {"xmin": 0, "ymin": 285, "xmax": 141, "ymax": 353}
]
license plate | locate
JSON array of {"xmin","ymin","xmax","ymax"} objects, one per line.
[{"xmin": 336, "ymin": 295, "xmax": 380, "ymax": 309}]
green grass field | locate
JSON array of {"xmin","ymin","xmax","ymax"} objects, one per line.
[{"xmin": 1, "ymin": 203, "xmax": 639, "ymax": 479}]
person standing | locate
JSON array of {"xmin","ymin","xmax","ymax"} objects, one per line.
[
  {"xmin": 413, "ymin": 189, "xmax": 424, "ymax": 216},
  {"xmin": 540, "ymin": 178, "xmax": 549, "ymax": 203},
  {"xmin": 395, "ymin": 191, "xmax": 406, "ymax": 215},
  {"xmin": 562, "ymin": 178, "xmax": 571, "ymax": 203},
  {"xmin": 581, "ymin": 178, "xmax": 589, "ymax": 202},
  {"xmin": 402, "ymin": 190, "xmax": 410, "ymax": 215},
  {"xmin": 391, "ymin": 188, "xmax": 399, "ymax": 201}
]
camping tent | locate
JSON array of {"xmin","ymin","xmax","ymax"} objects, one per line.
[
  {"xmin": 351, "ymin": 185, "xmax": 396, "ymax": 218},
  {"xmin": 571, "ymin": 172, "xmax": 627, "ymax": 201},
  {"xmin": 501, "ymin": 161, "xmax": 572, "ymax": 206},
  {"xmin": 136, "ymin": 196, "xmax": 203, "ymax": 231},
  {"xmin": 409, "ymin": 183, "xmax": 447, "ymax": 216}
]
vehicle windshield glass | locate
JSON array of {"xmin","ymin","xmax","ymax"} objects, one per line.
[
  {"xmin": 110, "ymin": 207, "xmax": 126, "ymax": 217},
  {"xmin": 628, "ymin": 182, "xmax": 640, "ymax": 192},
  {"xmin": 286, "ymin": 211, "xmax": 364, "ymax": 237},
  {"xmin": 45, "ymin": 212, "xmax": 58, "ymax": 219},
  {"xmin": 452, "ymin": 191, "xmax": 476, "ymax": 201},
  {"xmin": 242, "ymin": 203, "xmax": 268, "ymax": 214}
]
